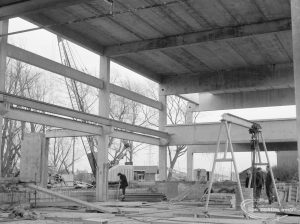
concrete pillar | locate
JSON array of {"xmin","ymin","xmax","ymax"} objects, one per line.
[
  {"xmin": 186, "ymin": 109, "xmax": 194, "ymax": 180},
  {"xmin": 41, "ymin": 138, "xmax": 49, "ymax": 187},
  {"xmin": 0, "ymin": 20, "xmax": 8, "ymax": 177},
  {"xmin": 96, "ymin": 55, "xmax": 110, "ymax": 201},
  {"xmin": 187, "ymin": 150, "xmax": 194, "ymax": 181},
  {"xmin": 291, "ymin": 0, "xmax": 300, "ymax": 187},
  {"xmin": 159, "ymin": 87, "xmax": 167, "ymax": 180}
]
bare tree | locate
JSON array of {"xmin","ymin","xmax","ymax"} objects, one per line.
[
  {"xmin": 49, "ymin": 138, "xmax": 83, "ymax": 174},
  {"xmin": 166, "ymin": 95, "xmax": 188, "ymax": 180},
  {"xmin": 1, "ymin": 59, "xmax": 46, "ymax": 176},
  {"xmin": 108, "ymin": 77, "xmax": 157, "ymax": 166}
]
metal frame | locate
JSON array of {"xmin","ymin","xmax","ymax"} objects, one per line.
[
  {"xmin": 205, "ymin": 113, "xmax": 281, "ymax": 215},
  {"xmin": 204, "ymin": 119, "xmax": 244, "ymax": 213}
]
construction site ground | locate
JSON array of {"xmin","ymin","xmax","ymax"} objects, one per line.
[{"xmin": 1, "ymin": 200, "xmax": 300, "ymax": 224}]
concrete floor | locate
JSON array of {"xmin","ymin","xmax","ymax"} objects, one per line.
[{"xmin": 1, "ymin": 201, "xmax": 300, "ymax": 224}]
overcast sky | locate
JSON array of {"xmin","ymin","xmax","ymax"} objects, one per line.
[{"xmin": 7, "ymin": 17, "xmax": 296, "ymax": 175}]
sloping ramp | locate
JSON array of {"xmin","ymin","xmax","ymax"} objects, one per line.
[{"xmin": 26, "ymin": 184, "xmax": 117, "ymax": 213}]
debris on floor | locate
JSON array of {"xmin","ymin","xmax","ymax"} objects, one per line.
[{"xmin": 7, "ymin": 205, "xmax": 40, "ymax": 220}]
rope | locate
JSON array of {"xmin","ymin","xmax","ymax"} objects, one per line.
[{"xmin": 1, "ymin": 0, "xmax": 188, "ymax": 38}]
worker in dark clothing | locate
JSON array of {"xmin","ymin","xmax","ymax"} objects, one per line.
[
  {"xmin": 117, "ymin": 173, "xmax": 128, "ymax": 201},
  {"xmin": 254, "ymin": 167, "xmax": 264, "ymax": 203},
  {"xmin": 245, "ymin": 169, "xmax": 252, "ymax": 188},
  {"xmin": 265, "ymin": 166, "xmax": 274, "ymax": 204}
]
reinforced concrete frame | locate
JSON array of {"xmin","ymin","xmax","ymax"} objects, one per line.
[
  {"xmin": 1, "ymin": 0, "xmax": 300, "ymax": 200},
  {"xmin": 0, "ymin": 21, "xmax": 170, "ymax": 200}
]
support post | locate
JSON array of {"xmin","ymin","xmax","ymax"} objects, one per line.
[
  {"xmin": 96, "ymin": 55, "xmax": 110, "ymax": 201},
  {"xmin": 186, "ymin": 110, "xmax": 193, "ymax": 181},
  {"xmin": 187, "ymin": 150, "xmax": 193, "ymax": 181},
  {"xmin": 0, "ymin": 20, "xmax": 8, "ymax": 177},
  {"xmin": 40, "ymin": 136, "xmax": 49, "ymax": 187},
  {"xmin": 158, "ymin": 87, "xmax": 167, "ymax": 180},
  {"xmin": 291, "ymin": 0, "xmax": 300, "ymax": 189}
]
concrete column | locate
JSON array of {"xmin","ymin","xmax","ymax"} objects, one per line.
[
  {"xmin": 96, "ymin": 55, "xmax": 110, "ymax": 201},
  {"xmin": 187, "ymin": 150, "xmax": 194, "ymax": 181},
  {"xmin": 186, "ymin": 109, "xmax": 194, "ymax": 180},
  {"xmin": 291, "ymin": 0, "xmax": 300, "ymax": 187},
  {"xmin": 0, "ymin": 20, "xmax": 8, "ymax": 177},
  {"xmin": 159, "ymin": 87, "xmax": 167, "ymax": 180},
  {"xmin": 41, "ymin": 138, "xmax": 49, "ymax": 187}
]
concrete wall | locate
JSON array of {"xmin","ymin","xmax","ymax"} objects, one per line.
[
  {"xmin": 20, "ymin": 133, "xmax": 48, "ymax": 186},
  {"xmin": 277, "ymin": 151, "xmax": 298, "ymax": 168}
]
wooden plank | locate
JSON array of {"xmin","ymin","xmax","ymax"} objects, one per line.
[
  {"xmin": 26, "ymin": 184, "xmax": 117, "ymax": 213},
  {"xmin": 104, "ymin": 19, "xmax": 291, "ymax": 56}
]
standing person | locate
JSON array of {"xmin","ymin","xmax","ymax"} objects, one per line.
[
  {"xmin": 245, "ymin": 169, "xmax": 252, "ymax": 188},
  {"xmin": 254, "ymin": 167, "xmax": 264, "ymax": 203},
  {"xmin": 117, "ymin": 173, "xmax": 128, "ymax": 201},
  {"xmin": 265, "ymin": 166, "xmax": 274, "ymax": 204}
]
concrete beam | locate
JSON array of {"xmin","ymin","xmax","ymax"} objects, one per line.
[
  {"xmin": 110, "ymin": 130, "xmax": 162, "ymax": 146},
  {"xmin": 45, "ymin": 128, "xmax": 166, "ymax": 146},
  {"xmin": 7, "ymin": 44, "xmax": 104, "ymax": 89},
  {"xmin": 7, "ymin": 45, "xmax": 162, "ymax": 109},
  {"xmin": 110, "ymin": 84, "xmax": 162, "ymax": 110},
  {"xmin": 23, "ymin": 14, "xmax": 105, "ymax": 56},
  {"xmin": 165, "ymin": 119, "xmax": 296, "ymax": 146},
  {"xmin": 189, "ymin": 142, "xmax": 297, "ymax": 153},
  {"xmin": 1, "ymin": 92, "xmax": 169, "ymax": 139},
  {"xmin": 161, "ymin": 63, "xmax": 294, "ymax": 95},
  {"xmin": 189, "ymin": 89, "xmax": 295, "ymax": 112},
  {"xmin": 104, "ymin": 19, "xmax": 291, "ymax": 57},
  {"xmin": 177, "ymin": 94, "xmax": 199, "ymax": 105},
  {"xmin": 0, "ymin": 0, "xmax": 96, "ymax": 20},
  {"xmin": 5, "ymin": 107, "xmax": 103, "ymax": 135},
  {"xmin": 23, "ymin": 13, "xmax": 161, "ymax": 83},
  {"xmin": 112, "ymin": 57, "xmax": 162, "ymax": 83},
  {"xmin": 45, "ymin": 129, "xmax": 93, "ymax": 138}
]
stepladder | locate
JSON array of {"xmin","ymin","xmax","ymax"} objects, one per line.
[
  {"xmin": 248, "ymin": 127, "xmax": 281, "ymax": 208},
  {"xmin": 204, "ymin": 113, "xmax": 281, "ymax": 216}
]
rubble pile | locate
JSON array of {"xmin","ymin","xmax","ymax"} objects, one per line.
[{"xmin": 7, "ymin": 206, "xmax": 40, "ymax": 220}]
